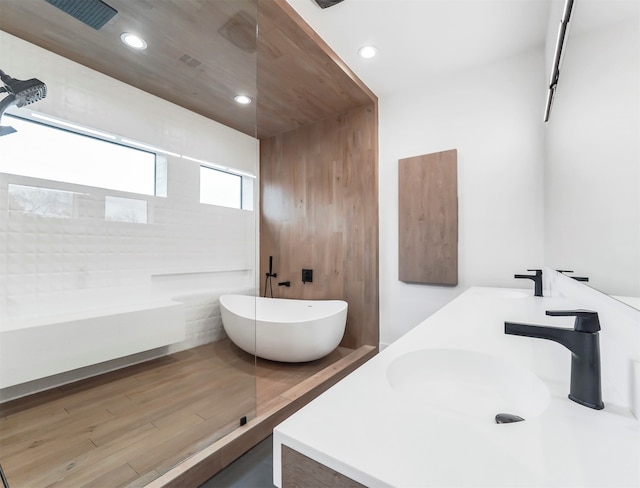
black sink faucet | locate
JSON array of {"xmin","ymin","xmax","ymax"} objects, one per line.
[
  {"xmin": 557, "ymin": 270, "xmax": 590, "ymax": 282},
  {"xmin": 514, "ymin": 269, "xmax": 543, "ymax": 296},
  {"xmin": 505, "ymin": 310, "xmax": 604, "ymax": 410}
]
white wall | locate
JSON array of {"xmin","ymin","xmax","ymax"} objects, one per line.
[
  {"xmin": 544, "ymin": 15, "xmax": 640, "ymax": 297},
  {"xmin": 379, "ymin": 49, "xmax": 546, "ymax": 346},
  {"xmin": 0, "ymin": 32, "xmax": 258, "ymax": 397}
]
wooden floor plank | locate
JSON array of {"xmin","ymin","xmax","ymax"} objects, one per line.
[
  {"xmin": 0, "ymin": 387, "xmax": 65, "ymax": 417},
  {"xmin": 19, "ymin": 423, "xmax": 158, "ymax": 488},
  {"xmin": 1, "ymin": 409, "xmax": 113, "ymax": 466},
  {"xmin": 77, "ymin": 463, "xmax": 140, "ymax": 488},
  {"xmin": 0, "ymin": 339, "xmax": 359, "ymax": 487},
  {"xmin": 146, "ymin": 345, "xmax": 378, "ymax": 488},
  {"xmin": 3, "ymin": 439, "xmax": 97, "ymax": 487},
  {"xmin": 0, "ymin": 402, "xmax": 70, "ymax": 440}
]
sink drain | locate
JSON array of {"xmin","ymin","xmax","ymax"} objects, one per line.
[{"xmin": 495, "ymin": 413, "xmax": 525, "ymax": 424}]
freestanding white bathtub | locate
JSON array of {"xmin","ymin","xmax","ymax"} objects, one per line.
[{"xmin": 219, "ymin": 295, "xmax": 348, "ymax": 362}]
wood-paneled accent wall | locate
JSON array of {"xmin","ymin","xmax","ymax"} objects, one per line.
[
  {"xmin": 257, "ymin": 0, "xmax": 376, "ymax": 137},
  {"xmin": 398, "ymin": 149, "xmax": 458, "ymax": 285},
  {"xmin": 260, "ymin": 104, "xmax": 379, "ymax": 349}
]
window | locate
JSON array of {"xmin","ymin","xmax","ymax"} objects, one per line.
[
  {"xmin": 0, "ymin": 115, "xmax": 156, "ymax": 195},
  {"xmin": 8, "ymin": 184, "xmax": 77, "ymax": 218},
  {"xmin": 105, "ymin": 195, "xmax": 148, "ymax": 223},
  {"xmin": 200, "ymin": 166, "xmax": 245, "ymax": 209}
]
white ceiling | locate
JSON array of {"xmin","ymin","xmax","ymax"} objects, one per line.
[
  {"xmin": 285, "ymin": 0, "xmax": 640, "ymax": 97},
  {"xmin": 285, "ymin": 0, "xmax": 553, "ymax": 96}
]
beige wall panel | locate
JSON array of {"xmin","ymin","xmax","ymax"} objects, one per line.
[{"xmin": 398, "ymin": 149, "xmax": 458, "ymax": 285}]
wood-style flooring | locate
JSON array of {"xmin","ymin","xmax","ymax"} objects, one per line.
[{"xmin": 0, "ymin": 340, "xmax": 354, "ymax": 488}]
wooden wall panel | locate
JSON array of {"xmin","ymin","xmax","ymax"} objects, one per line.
[
  {"xmin": 257, "ymin": 0, "xmax": 376, "ymax": 137},
  {"xmin": 260, "ymin": 104, "xmax": 379, "ymax": 349},
  {"xmin": 398, "ymin": 149, "xmax": 458, "ymax": 285}
]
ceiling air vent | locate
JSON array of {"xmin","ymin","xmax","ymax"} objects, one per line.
[
  {"xmin": 313, "ymin": 0, "xmax": 345, "ymax": 8},
  {"xmin": 179, "ymin": 54, "xmax": 202, "ymax": 69},
  {"xmin": 45, "ymin": 0, "xmax": 118, "ymax": 30}
]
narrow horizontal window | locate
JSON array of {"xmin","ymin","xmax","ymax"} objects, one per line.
[
  {"xmin": 0, "ymin": 115, "xmax": 156, "ymax": 196},
  {"xmin": 8, "ymin": 184, "xmax": 76, "ymax": 218},
  {"xmin": 200, "ymin": 166, "xmax": 242, "ymax": 209},
  {"xmin": 105, "ymin": 195, "xmax": 148, "ymax": 223}
]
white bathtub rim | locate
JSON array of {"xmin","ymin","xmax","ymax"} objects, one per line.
[{"xmin": 219, "ymin": 294, "xmax": 348, "ymax": 323}]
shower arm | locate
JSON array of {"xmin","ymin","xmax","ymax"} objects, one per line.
[
  {"xmin": 0, "ymin": 93, "xmax": 17, "ymax": 118},
  {"xmin": 0, "ymin": 93, "xmax": 18, "ymax": 135}
]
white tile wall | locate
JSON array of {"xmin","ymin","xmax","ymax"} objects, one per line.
[
  {"xmin": 1, "ymin": 180, "xmax": 256, "ymax": 299},
  {"xmin": 0, "ymin": 32, "xmax": 259, "ymax": 399}
]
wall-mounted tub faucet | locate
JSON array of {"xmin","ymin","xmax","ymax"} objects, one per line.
[
  {"xmin": 505, "ymin": 309, "xmax": 604, "ymax": 410},
  {"xmin": 514, "ymin": 269, "xmax": 543, "ymax": 296},
  {"xmin": 266, "ymin": 255, "xmax": 277, "ymax": 279},
  {"xmin": 264, "ymin": 255, "xmax": 278, "ymax": 298},
  {"xmin": 278, "ymin": 281, "xmax": 290, "ymax": 287}
]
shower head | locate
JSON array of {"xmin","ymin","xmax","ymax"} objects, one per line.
[
  {"xmin": 0, "ymin": 69, "xmax": 47, "ymax": 107},
  {"xmin": 0, "ymin": 69, "xmax": 47, "ymax": 136}
]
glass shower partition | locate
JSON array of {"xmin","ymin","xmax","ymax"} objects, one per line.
[{"xmin": 0, "ymin": 0, "xmax": 258, "ymax": 485}]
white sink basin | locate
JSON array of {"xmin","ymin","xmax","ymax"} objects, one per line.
[{"xmin": 386, "ymin": 349, "xmax": 550, "ymax": 423}]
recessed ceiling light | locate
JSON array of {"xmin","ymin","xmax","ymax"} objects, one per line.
[
  {"xmin": 121, "ymin": 33, "xmax": 147, "ymax": 50},
  {"xmin": 234, "ymin": 95, "xmax": 252, "ymax": 105},
  {"xmin": 358, "ymin": 45, "xmax": 377, "ymax": 59}
]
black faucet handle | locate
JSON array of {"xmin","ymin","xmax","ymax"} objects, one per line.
[
  {"xmin": 515, "ymin": 268, "xmax": 541, "ymax": 278},
  {"xmin": 546, "ymin": 309, "xmax": 601, "ymax": 333}
]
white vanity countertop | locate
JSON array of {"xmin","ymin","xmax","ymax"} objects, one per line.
[{"xmin": 273, "ymin": 287, "xmax": 640, "ymax": 487}]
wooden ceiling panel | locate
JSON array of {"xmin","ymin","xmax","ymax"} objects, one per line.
[{"xmin": 0, "ymin": 0, "xmax": 375, "ymax": 139}]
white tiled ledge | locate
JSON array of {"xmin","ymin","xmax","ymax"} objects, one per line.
[
  {"xmin": 0, "ymin": 296, "xmax": 185, "ymax": 389},
  {"xmin": 151, "ymin": 268, "xmax": 251, "ymax": 277},
  {"xmin": 0, "ymin": 289, "xmax": 179, "ymax": 330},
  {"xmin": 0, "ymin": 281, "xmax": 254, "ymax": 398},
  {"xmin": 1, "ymin": 267, "xmax": 253, "ymax": 328}
]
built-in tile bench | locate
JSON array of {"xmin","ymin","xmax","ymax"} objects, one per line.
[{"xmin": 0, "ymin": 292, "xmax": 185, "ymax": 389}]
